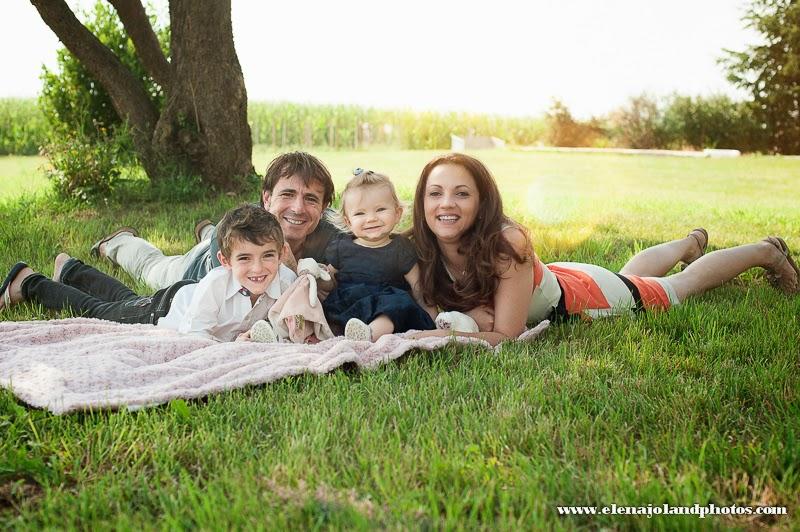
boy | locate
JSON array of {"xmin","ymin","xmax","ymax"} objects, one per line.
[{"xmin": 0, "ymin": 205, "xmax": 295, "ymax": 342}]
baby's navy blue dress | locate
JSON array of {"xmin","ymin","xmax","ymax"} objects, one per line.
[{"xmin": 323, "ymin": 234, "xmax": 435, "ymax": 333}]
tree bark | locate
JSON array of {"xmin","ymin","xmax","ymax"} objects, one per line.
[
  {"xmin": 152, "ymin": 0, "xmax": 254, "ymax": 190},
  {"xmin": 30, "ymin": 0, "xmax": 161, "ymax": 179},
  {"xmin": 32, "ymin": 0, "xmax": 254, "ymax": 190},
  {"xmin": 107, "ymin": 0, "xmax": 172, "ymax": 90}
]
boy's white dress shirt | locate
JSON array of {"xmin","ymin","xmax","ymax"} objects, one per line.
[{"xmin": 157, "ymin": 264, "xmax": 297, "ymax": 341}]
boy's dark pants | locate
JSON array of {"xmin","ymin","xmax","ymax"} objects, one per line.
[{"xmin": 21, "ymin": 259, "xmax": 193, "ymax": 324}]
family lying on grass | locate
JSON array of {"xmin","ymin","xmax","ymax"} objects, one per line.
[{"xmin": 1, "ymin": 152, "xmax": 798, "ymax": 346}]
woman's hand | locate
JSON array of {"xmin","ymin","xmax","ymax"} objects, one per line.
[{"xmin": 465, "ymin": 305, "xmax": 495, "ymax": 331}]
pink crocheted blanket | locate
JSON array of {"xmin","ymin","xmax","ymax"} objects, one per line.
[{"xmin": 0, "ymin": 318, "xmax": 549, "ymax": 414}]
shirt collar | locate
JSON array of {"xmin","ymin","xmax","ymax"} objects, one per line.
[
  {"xmin": 264, "ymin": 270, "xmax": 283, "ymax": 300},
  {"xmin": 224, "ymin": 268, "xmax": 283, "ymax": 301}
]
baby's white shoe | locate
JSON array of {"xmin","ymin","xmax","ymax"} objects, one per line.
[
  {"xmin": 435, "ymin": 311, "xmax": 480, "ymax": 333},
  {"xmin": 250, "ymin": 320, "xmax": 278, "ymax": 343},
  {"xmin": 344, "ymin": 318, "xmax": 372, "ymax": 342}
]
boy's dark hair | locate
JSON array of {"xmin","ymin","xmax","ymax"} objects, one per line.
[
  {"xmin": 262, "ymin": 151, "xmax": 335, "ymax": 208},
  {"xmin": 217, "ymin": 204, "xmax": 284, "ymax": 259}
]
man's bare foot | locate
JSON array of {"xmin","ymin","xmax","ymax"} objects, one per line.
[
  {"xmin": 0, "ymin": 263, "xmax": 35, "ymax": 311},
  {"xmin": 682, "ymin": 228, "xmax": 709, "ymax": 265},
  {"xmin": 763, "ymin": 237, "xmax": 799, "ymax": 295},
  {"xmin": 53, "ymin": 253, "xmax": 71, "ymax": 283}
]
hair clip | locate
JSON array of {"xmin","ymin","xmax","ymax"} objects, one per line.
[{"xmin": 353, "ymin": 168, "xmax": 364, "ymax": 176}]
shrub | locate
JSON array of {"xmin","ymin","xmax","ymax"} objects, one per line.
[
  {"xmin": 39, "ymin": 2, "xmax": 167, "ymax": 144},
  {"xmin": 545, "ymin": 100, "xmax": 606, "ymax": 147},
  {"xmin": 42, "ymin": 133, "xmax": 123, "ymax": 202},
  {"xmin": 661, "ymin": 94, "xmax": 767, "ymax": 151},
  {"xmin": 39, "ymin": 1, "xmax": 168, "ymax": 199},
  {"xmin": 608, "ymin": 93, "xmax": 669, "ymax": 149}
]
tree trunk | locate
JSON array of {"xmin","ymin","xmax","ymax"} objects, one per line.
[
  {"xmin": 151, "ymin": 0, "xmax": 254, "ymax": 190},
  {"xmin": 108, "ymin": 0, "xmax": 172, "ymax": 90},
  {"xmin": 31, "ymin": 0, "xmax": 254, "ymax": 190}
]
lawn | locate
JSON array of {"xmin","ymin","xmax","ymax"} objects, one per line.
[{"xmin": 1, "ymin": 148, "xmax": 799, "ymax": 529}]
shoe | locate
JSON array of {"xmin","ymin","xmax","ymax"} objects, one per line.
[
  {"xmin": 250, "ymin": 320, "xmax": 278, "ymax": 343},
  {"xmin": 0, "ymin": 262, "xmax": 29, "ymax": 312},
  {"xmin": 194, "ymin": 219, "xmax": 214, "ymax": 243},
  {"xmin": 344, "ymin": 318, "xmax": 372, "ymax": 342},
  {"xmin": 763, "ymin": 236, "xmax": 800, "ymax": 295},
  {"xmin": 680, "ymin": 228, "xmax": 708, "ymax": 270},
  {"xmin": 90, "ymin": 227, "xmax": 138, "ymax": 259}
]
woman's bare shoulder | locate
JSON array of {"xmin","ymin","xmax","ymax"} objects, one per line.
[{"xmin": 501, "ymin": 223, "xmax": 532, "ymax": 254}]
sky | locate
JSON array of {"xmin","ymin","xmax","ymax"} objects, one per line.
[{"xmin": 2, "ymin": 0, "xmax": 759, "ymax": 119}]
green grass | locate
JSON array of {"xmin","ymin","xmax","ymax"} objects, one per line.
[
  {"xmin": 1, "ymin": 148, "xmax": 799, "ymax": 529},
  {"xmin": 0, "ymin": 156, "xmax": 50, "ymax": 201}
]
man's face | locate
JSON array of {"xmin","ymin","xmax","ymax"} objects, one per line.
[{"xmin": 262, "ymin": 175, "xmax": 327, "ymax": 248}]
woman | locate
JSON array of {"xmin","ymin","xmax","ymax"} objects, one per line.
[{"xmin": 410, "ymin": 153, "xmax": 799, "ymax": 346}]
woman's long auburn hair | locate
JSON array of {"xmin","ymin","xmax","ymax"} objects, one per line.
[{"xmin": 411, "ymin": 153, "xmax": 532, "ymax": 312}]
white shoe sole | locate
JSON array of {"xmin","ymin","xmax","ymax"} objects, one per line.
[
  {"xmin": 250, "ymin": 320, "xmax": 278, "ymax": 343},
  {"xmin": 344, "ymin": 318, "xmax": 371, "ymax": 342}
]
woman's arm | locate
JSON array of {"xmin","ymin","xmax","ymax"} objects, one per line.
[
  {"xmin": 489, "ymin": 227, "xmax": 534, "ymax": 338},
  {"xmin": 406, "ymin": 328, "xmax": 512, "ymax": 347},
  {"xmin": 404, "ymin": 263, "xmax": 438, "ymax": 320}
]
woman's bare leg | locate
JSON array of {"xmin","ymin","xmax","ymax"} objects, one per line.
[
  {"xmin": 667, "ymin": 239, "xmax": 798, "ymax": 301},
  {"xmin": 620, "ymin": 229, "xmax": 707, "ymax": 277}
]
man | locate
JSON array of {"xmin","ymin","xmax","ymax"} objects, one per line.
[{"xmin": 93, "ymin": 152, "xmax": 340, "ymax": 290}]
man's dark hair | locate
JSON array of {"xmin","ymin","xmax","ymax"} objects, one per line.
[
  {"xmin": 262, "ymin": 151, "xmax": 335, "ymax": 207},
  {"xmin": 217, "ymin": 204, "xmax": 284, "ymax": 258}
]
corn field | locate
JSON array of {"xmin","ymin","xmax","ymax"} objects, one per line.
[{"xmin": 0, "ymin": 98, "xmax": 547, "ymax": 155}]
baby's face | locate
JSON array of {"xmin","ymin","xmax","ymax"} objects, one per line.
[
  {"xmin": 344, "ymin": 185, "xmax": 403, "ymax": 246},
  {"xmin": 219, "ymin": 238, "xmax": 282, "ymax": 298}
]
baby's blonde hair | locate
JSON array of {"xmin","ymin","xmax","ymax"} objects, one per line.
[{"xmin": 340, "ymin": 169, "xmax": 402, "ymax": 216}]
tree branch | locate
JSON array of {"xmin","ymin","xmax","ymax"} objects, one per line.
[
  {"xmin": 30, "ymin": 0, "xmax": 158, "ymax": 144},
  {"xmin": 107, "ymin": 0, "xmax": 171, "ymax": 90}
]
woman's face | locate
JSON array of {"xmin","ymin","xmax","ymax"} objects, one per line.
[{"xmin": 423, "ymin": 163, "xmax": 480, "ymax": 244}]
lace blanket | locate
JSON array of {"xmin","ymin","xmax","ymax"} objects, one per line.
[{"xmin": 0, "ymin": 318, "xmax": 548, "ymax": 414}]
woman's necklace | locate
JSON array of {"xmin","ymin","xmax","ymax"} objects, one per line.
[{"xmin": 443, "ymin": 257, "xmax": 467, "ymax": 280}]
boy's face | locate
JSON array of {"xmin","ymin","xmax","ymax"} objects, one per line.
[
  {"xmin": 217, "ymin": 239, "xmax": 282, "ymax": 297},
  {"xmin": 262, "ymin": 175, "xmax": 327, "ymax": 249}
]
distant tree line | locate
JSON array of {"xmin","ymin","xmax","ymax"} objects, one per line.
[{"xmin": 544, "ymin": 93, "xmax": 767, "ymax": 152}]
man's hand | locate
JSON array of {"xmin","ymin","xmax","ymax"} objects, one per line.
[
  {"xmin": 315, "ymin": 264, "xmax": 337, "ymax": 301},
  {"xmin": 282, "ymin": 242, "xmax": 298, "ymax": 271}
]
